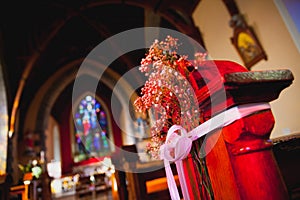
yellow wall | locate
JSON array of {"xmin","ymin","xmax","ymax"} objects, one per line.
[{"xmin": 193, "ymin": 0, "xmax": 300, "ymax": 139}]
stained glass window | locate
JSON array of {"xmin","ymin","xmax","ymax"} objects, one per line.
[{"xmin": 73, "ymin": 95, "xmax": 112, "ymax": 162}]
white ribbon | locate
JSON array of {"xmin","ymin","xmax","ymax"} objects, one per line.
[{"xmin": 160, "ymin": 103, "xmax": 271, "ymax": 200}]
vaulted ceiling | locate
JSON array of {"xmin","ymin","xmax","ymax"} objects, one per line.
[{"xmin": 0, "ymin": 0, "xmax": 206, "ymax": 134}]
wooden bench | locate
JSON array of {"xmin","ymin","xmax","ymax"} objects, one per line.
[
  {"xmin": 10, "ymin": 184, "xmax": 29, "ymax": 200},
  {"xmin": 75, "ymin": 173, "xmax": 108, "ymax": 198},
  {"xmin": 111, "ymin": 145, "xmax": 181, "ymax": 200}
]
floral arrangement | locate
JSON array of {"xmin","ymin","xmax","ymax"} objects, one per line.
[
  {"xmin": 18, "ymin": 160, "xmax": 42, "ymax": 179},
  {"xmin": 134, "ymin": 36, "xmax": 207, "ymax": 158}
]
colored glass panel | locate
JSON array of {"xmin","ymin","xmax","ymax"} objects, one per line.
[{"xmin": 73, "ymin": 95, "xmax": 111, "ymax": 162}]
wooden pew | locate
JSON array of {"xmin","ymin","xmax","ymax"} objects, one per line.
[
  {"xmin": 272, "ymin": 133, "xmax": 300, "ymax": 199},
  {"xmin": 10, "ymin": 184, "xmax": 29, "ymax": 200},
  {"xmin": 129, "ymin": 162, "xmax": 180, "ymax": 200},
  {"xmin": 181, "ymin": 61, "xmax": 293, "ymax": 199},
  {"xmin": 75, "ymin": 173, "xmax": 108, "ymax": 198},
  {"xmin": 111, "ymin": 145, "xmax": 181, "ymax": 200}
]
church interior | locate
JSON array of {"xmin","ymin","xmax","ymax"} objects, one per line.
[{"xmin": 0, "ymin": 0, "xmax": 300, "ymax": 199}]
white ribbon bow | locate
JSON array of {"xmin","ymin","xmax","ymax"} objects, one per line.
[{"xmin": 160, "ymin": 103, "xmax": 271, "ymax": 200}]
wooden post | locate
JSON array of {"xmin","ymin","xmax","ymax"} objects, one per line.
[
  {"xmin": 182, "ymin": 60, "xmax": 293, "ymax": 199},
  {"xmin": 205, "ymin": 110, "xmax": 289, "ymax": 199}
]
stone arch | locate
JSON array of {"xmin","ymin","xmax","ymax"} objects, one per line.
[{"xmin": 24, "ymin": 58, "xmax": 139, "ymax": 152}]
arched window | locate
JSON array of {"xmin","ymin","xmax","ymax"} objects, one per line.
[{"xmin": 73, "ymin": 95, "xmax": 113, "ymax": 162}]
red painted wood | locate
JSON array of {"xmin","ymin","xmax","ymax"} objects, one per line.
[
  {"xmin": 205, "ymin": 130, "xmax": 240, "ymax": 200},
  {"xmin": 182, "ymin": 60, "xmax": 292, "ymax": 199},
  {"xmin": 205, "ymin": 109, "xmax": 289, "ymax": 199}
]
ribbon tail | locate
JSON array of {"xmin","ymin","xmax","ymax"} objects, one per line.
[
  {"xmin": 164, "ymin": 160, "xmax": 181, "ymax": 200},
  {"xmin": 176, "ymin": 160, "xmax": 190, "ymax": 200}
]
